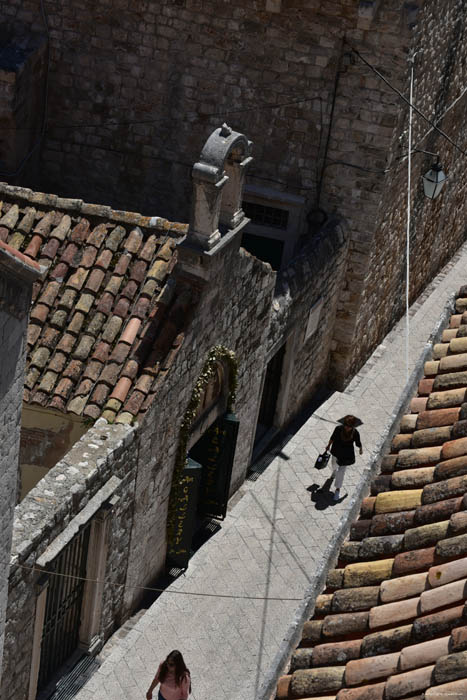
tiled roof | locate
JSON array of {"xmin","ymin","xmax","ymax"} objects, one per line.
[
  {"xmin": 277, "ymin": 287, "xmax": 467, "ymax": 700},
  {"xmin": 0, "ymin": 183, "xmax": 193, "ymax": 424}
]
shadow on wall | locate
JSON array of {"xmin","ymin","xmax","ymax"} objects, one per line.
[{"xmin": 19, "ymin": 404, "xmax": 87, "ymax": 500}]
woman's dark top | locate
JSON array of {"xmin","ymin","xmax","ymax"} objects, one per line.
[{"xmin": 330, "ymin": 426, "xmax": 361, "ymax": 466}]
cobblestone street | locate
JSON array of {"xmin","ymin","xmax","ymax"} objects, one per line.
[{"xmin": 74, "ymin": 242, "xmax": 467, "ymax": 700}]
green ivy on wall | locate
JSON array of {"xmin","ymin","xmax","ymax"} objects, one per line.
[{"xmin": 166, "ymin": 345, "xmax": 238, "ymax": 554}]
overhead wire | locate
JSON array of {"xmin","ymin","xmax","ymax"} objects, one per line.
[
  {"xmin": 10, "ymin": 560, "xmax": 305, "ymax": 603},
  {"xmin": 345, "ymin": 41, "xmax": 467, "ymax": 158}
]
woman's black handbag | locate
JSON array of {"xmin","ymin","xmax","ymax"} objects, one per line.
[{"xmin": 314, "ymin": 451, "xmax": 330, "ymax": 470}]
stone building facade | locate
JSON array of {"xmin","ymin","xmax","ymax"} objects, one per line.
[
  {"xmin": 0, "ymin": 124, "xmax": 348, "ymax": 698},
  {"xmin": 3, "ymin": 0, "xmax": 467, "ymax": 390},
  {"xmin": 0, "ymin": 243, "xmax": 41, "ymax": 682}
]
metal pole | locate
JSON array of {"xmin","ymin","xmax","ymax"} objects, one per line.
[{"xmin": 406, "ymin": 57, "xmax": 414, "ymax": 383}]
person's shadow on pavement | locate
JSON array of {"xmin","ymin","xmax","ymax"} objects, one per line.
[{"xmin": 307, "ymin": 477, "xmax": 347, "ymax": 509}]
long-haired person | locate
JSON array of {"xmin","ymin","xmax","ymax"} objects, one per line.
[{"xmin": 146, "ymin": 649, "xmax": 191, "ymax": 700}]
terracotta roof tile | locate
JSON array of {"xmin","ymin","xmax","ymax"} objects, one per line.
[
  {"xmin": 58, "ymin": 288, "xmax": 78, "ymax": 310},
  {"xmin": 102, "ymin": 316, "xmax": 123, "ymax": 344},
  {"xmin": 0, "ymin": 185, "xmax": 189, "ymax": 424},
  {"xmin": 425, "ymin": 679, "xmax": 467, "ymax": 700},
  {"xmin": 413, "ymin": 497, "xmax": 463, "ymax": 525},
  {"xmin": 33, "ymin": 211, "xmax": 55, "ymax": 237},
  {"xmin": 380, "ymin": 573, "xmax": 428, "ymax": 603},
  {"xmin": 114, "ymin": 253, "xmax": 131, "ymax": 275},
  {"xmin": 70, "ymin": 219, "xmax": 90, "ymax": 244},
  {"xmin": 41, "ymin": 238, "xmax": 60, "ymax": 260},
  {"xmin": 85, "ymin": 268, "xmax": 105, "ymax": 294},
  {"xmin": 73, "ymin": 334, "xmax": 95, "ymax": 361},
  {"xmin": 66, "ymin": 311, "xmax": 85, "ymax": 337},
  {"xmin": 282, "ymin": 283, "xmax": 467, "ymax": 696},
  {"xmin": 450, "ymin": 625, "xmax": 467, "ymax": 651},
  {"xmin": 27, "ymin": 325, "xmax": 41, "ymax": 348},
  {"xmin": 312, "ymin": 640, "xmax": 362, "ymax": 667},
  {"xmin": 0, "ymin": 204, "xmax": 19, "ymax": 229},
  {"xmin": 91, "ymin": 341, "xmax": 110, "ymax": 364},
  {"xmin": 80, "ymin": 246, "xmax": 98, "ymax": 269},
  {"xmin": 419, "ymin": 578, "xmax": 467, "ymax": 613},
  {"xmin": 105, "ymin": 225, "xmax": 126, "ymax": 251},
  {"xmin": 48, "ymin": 351, "xmax": 67, "ymax": 374},
  {"xmin": 124, "ymin": 227, "xmax": 143, "ymax": 253},
  {"xmin": 344, "ymin": 653, "xmax": 400, "ymax": 686},
  {"xmin": 58, "ymin": 242, "xmax": 79, "ymax": 266},
  {"xmin": 400, "ymin": 636, "xmax": 450, "ymax": 671},
  {"xmin": 86, "ymin": 222, "xmax": 108, "ymax": 248},
  {"xmin": 56, "ymin": 333, "xmax": 76, "ymax": 355},
  {"xmin": 87, "ymin": 313, "xmax": 106, "ymax": 337},
  {"xmin": 67, "ymin": 267, "xmax": 89, "ymax": 291},
  {"xmin": 40, "ymin": 327, "xmax": 60, "ymax": 350},
  {"xmin": 428, "ymin": 557, "xmax": 467, "ymax": 588},
  {"xmin": 422, "ymin": 475, "xmax": 467, "ymax": 504},
  {"xmin": 30, "ymin": 302, "xmax": 50, "ymax": 325},
  {"xmin": 123, "ymin": 389, "xmax": 146, "ymax": 416},
  {"xmin": 82, "ymin": 360, "xmax": 103, "ymax": 381},
  {"xmin": 368, "ymin": 597, "xmax": 419, "ymax": 629},
  {"xmin": 109, "ymin": 376, "xmax": 132, "ymax": 403},
  {"xmin": 392, "ymin": 547, "xmax": 437, "ymax": 576},
  {"xmin": 290, "ymin": 667, "xmax": 344, "ymax": 696},
  {"xmin": 385, "ymin": 664, "xmax": 435, "ymax": 698},
  {"xmin": 94, "ymin": 248, "xmax": 112, "ymax": 270},
  {"xmin": 99, "ymin": 362, "xmax": 121, "ymax": 387}
]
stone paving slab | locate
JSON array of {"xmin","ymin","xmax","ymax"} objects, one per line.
[{"xmin": 74, "ymin": 242, "xmax": 467, "ymax": 700}]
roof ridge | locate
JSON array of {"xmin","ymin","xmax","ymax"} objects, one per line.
[{"xmin": 0, "ymin": 182, "xmax": 188, "ymax": 236}]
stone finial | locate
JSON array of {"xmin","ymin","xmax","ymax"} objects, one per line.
[{"xmin": 188, "ymin": 124, "xmax": 253, "ymax": 251}]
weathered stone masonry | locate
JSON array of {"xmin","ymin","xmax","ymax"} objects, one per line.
[
  {"xmin": 268, "ymin": 217, "xmax": 348, "ymax": 423},
  {"xmin": 123, "ymin": 238, "xmax": 277, "ymax": 611},
  {"xmin": 1, "ymin": 421, "xmax": 137, "ymax": 700},
  {"xmin": 352, "ymin": 0, "xmax": 467, "ymax": 374},
  {"xmin": 0, "ymin": 244, "xmax": 41, "ymax": 683},
  {"xmin": 4, "ymin": 0, "xmax": 465, "ymax": 394}
]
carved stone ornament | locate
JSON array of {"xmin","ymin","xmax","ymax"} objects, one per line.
[{"xmin": 188, "ymin": 124, "xmax": 253, "ymax": 250}]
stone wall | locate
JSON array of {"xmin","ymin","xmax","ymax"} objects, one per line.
[
  {"xmin": 2, "ymin": 0, "xmax": 451, "ymax": 391},
  {"xmin": 1, "ymin": 420, "xmax": 137, "ymax": 700},
  {"xmin": 123, "ymin": 234, "xmax": 276, "ymax": 611},
  {"xmin": 269, "ymin": 217, "xmax": 349, "ymax": 421},
  {"xmin": 0, "ymin": 248, "xmax": 39, "ymax": 683},
  {"xmin": 0, "ymin": 25, "xmax": 47, "ymax": 177},
  {"xmin": 349, "ymin": 0, "xmax": 467, "ymax": 374},
  {"xmin": 0, "ymin": 0, "xmax": 411, "ymax": 224}
]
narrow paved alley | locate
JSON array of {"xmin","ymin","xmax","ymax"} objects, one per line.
[{"xmin": 74, "ymin": 243, "xmax": 467, "ymax": 700}]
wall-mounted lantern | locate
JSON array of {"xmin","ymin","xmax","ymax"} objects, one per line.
[{"xmin": 422, "ymin": 162, "xmax": 448, "ymax": 200}]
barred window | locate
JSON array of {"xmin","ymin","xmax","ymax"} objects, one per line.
[{"xmin": 243, "ymin": 201, "xmax": 289, "ymax": 230}]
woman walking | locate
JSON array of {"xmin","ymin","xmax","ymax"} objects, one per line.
[
  {"xmin": 146, "ymin": 650, "xmax": 191, "ymax": 700},
  {"xmin": 325, "ymin": 415, "xmax": 363, "ymax": 500}
]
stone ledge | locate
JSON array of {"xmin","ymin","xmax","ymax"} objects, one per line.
[
  {"xmin": 0, "ymin": 182, "xmax": 188, "ymax": 235},
  {"xmin": 36, "ymin": 474, "xmax": 121, "ymax": 567},
  {"xmin": 10, "ymin": 420, "xmax": 136, "ymax": 568}
]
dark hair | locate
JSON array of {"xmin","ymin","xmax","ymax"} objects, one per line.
[
  {"xmin": 159, "ymin": 650, "xmax": 189, "ymax": 687},
  {"xmin": 343, "ymin": 414, "xmax": 357, "ymax": 427}
]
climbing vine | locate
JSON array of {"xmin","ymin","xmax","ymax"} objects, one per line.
[{"xmin": 166, "ymin": 345, "xmax": 238, "ymax": 553}]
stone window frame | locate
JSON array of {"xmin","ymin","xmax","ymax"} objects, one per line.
[
  {"xmin": 28, "ymin": 476, "xmax": 121, "ymax": 700},
  {"xmin": 241, "ymin": 184, "xmax": 306, "ymax": 268}
]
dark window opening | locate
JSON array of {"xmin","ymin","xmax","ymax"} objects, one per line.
[
  {"xmin": 241, "ymin": 232, "xmax": 284, "ymax": 271},
  {"xmin": 243, "ymin": 201, "xmax": 289, "ymax": 230}
]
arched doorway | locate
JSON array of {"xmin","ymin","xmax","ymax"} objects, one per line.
[{"xmin": 166, "ymin": 347, "xmax": 239, "ymax": 569}]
